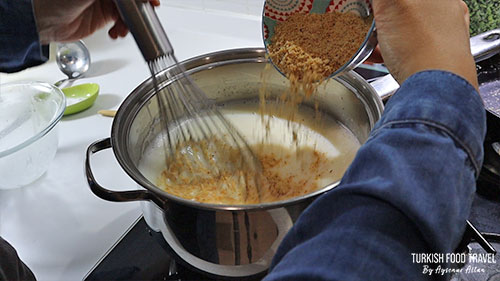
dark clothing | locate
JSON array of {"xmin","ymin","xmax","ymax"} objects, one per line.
[
  {"xmin": 0, "ymin": 0, "xmax": 49, "ymax": 73},
  {"xmin": 0, "ymin": 237, "xmax": 36, "ymax": 281}
]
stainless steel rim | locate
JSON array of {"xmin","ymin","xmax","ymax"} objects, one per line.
[{"xmin": 110, "ymin": 47, "xmax": 383, "ymax": 211}]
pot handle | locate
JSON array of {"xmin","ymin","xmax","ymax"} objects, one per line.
[
  {"xmin": 370, "ymin": 74, "xmax": 399, "ymax": 101},
  {"xmin": 370, "ymin": 28, "xmax": 500, "ymax": 100},
  {"xmin": 471, "ymin": 28, "xmax": 500, "ymax": 62},
  {"xmin": 85, "ymin": 138, "xmax": 156, "ymax": 203}
]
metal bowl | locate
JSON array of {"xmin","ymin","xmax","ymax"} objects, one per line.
[{"xmin": 86, "ymin": 48, "xmax": 383, "ymax": 278}]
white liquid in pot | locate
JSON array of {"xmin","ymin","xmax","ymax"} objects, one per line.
[{"xmin": 138, "ymin": 101, "xmax": 360, "ymax": 204}]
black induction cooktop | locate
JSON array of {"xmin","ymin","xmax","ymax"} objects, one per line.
[{"xmin": 84, "ymin": 216, "xmax": 209, "ymax": 281}]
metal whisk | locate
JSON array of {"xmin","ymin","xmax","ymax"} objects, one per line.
[{"xmin": 114, "ymin": 1, "xmax": 262, "ymax": 203}]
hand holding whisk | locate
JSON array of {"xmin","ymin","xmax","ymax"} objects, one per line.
[{"xmin": 114, "ymin": 0, "xmax": 263, "ymax": 204}]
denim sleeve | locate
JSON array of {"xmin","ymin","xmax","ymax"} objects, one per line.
[
  {"xmin": 0, "ymin": 0, "xmax": 49, "ymax": 73},
  {"xmin": 264, "ymin": 71, "xmax": 486, "ymax": 281}
]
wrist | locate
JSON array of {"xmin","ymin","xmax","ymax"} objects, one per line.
[
  {"xmin": 406, "ymin": 59, "xmax": 478, "ymax": 92},
  {"xmin": 395, "ymin": 45, "xmax": 479, "ymax": 92}
]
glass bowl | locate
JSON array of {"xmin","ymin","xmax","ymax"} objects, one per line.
[{"xmin": 0, "ymin": 82, "xmax": 66, "ymax": 189}]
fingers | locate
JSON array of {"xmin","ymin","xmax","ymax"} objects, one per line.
[
  {"xmin": 142, "ymin": 0, "xmax": 161, "ymax": 6},
  {"xmin": 108, "ymin": 0, "xmax": 160, "ymax": 39},
  {"xmin": 108, "ymin": 18, "xmax": 129, "ymax": 39}
]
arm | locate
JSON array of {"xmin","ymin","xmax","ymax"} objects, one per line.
[
  {"xmin": 264, "ymin": 70, "xmax": 485, "ymax": 280},
  {"xmin": 265, "ymin": 0, "xmax": 484, "ymax": 279},
  {"xmin": 0, "ymin": 0, "xmax": 49, "ymax": 73}
]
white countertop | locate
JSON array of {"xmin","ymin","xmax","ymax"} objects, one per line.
[{"xmin": 0, "ymin": 5, "xmax": 263, "ymax": 281}]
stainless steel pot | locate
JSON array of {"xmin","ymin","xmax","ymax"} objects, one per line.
[{"xmin": 85, "ymin": 48, "xmax": 384, "ymax": 278}]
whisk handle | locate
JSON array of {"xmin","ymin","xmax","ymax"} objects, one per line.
[{"xmin": 114, "ymin": 0, "xmax": 173, "ymax": 61}]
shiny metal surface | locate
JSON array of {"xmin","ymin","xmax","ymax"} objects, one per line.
[
  {"xmin": 140, "ymin": 199, "xmax": 301, "ymax": 277},
  {"xmin": 86, "ymin": 48, "xmax": 384, "ymax": 277},
  {"xmin": 471, "ymin": 28, "xmax": 500, "ymax": 63},
  {"xmin": 371, "ymin": 73, "xmax": 400, "ymax": 100},
  {"xmin": 55, "ymin": 40, "xmax": 91, "ymax": 87},
  {"xmin": 114, "ymin": 0, "xmax": 173, "ymax": 62}
]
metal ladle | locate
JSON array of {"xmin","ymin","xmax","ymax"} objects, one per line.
[{"xmin": 55, "ymin": 40, "xmax": 91, "ymax": 87}]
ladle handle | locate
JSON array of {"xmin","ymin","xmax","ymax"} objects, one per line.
[
  {"xmin": 114, "ymin": 0, "xmax": 173, "ymax": 62},
  {"xmin": 371, "ymin": 28, "xmax": 500, "ymax": 100},
  {"xmin": 85, "ymin": 138, "xmax": 159, "ymax": 204}
]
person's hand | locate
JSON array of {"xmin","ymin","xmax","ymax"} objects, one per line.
[
  {"xmin": 373, "ymin": 0, "xmax": 478, "ymax": 90},
  {"xmin": 33, "ymin": 0, "xmax": 160, "ymax": 44}
]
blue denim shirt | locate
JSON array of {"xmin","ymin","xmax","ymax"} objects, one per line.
[
  {"xmin": 265, "ymin": 71, "xmax": 486, "ymax": 281},
  {"xmin": 0, "ymin": 0, "xmax": 49, "ymax": 73}
]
